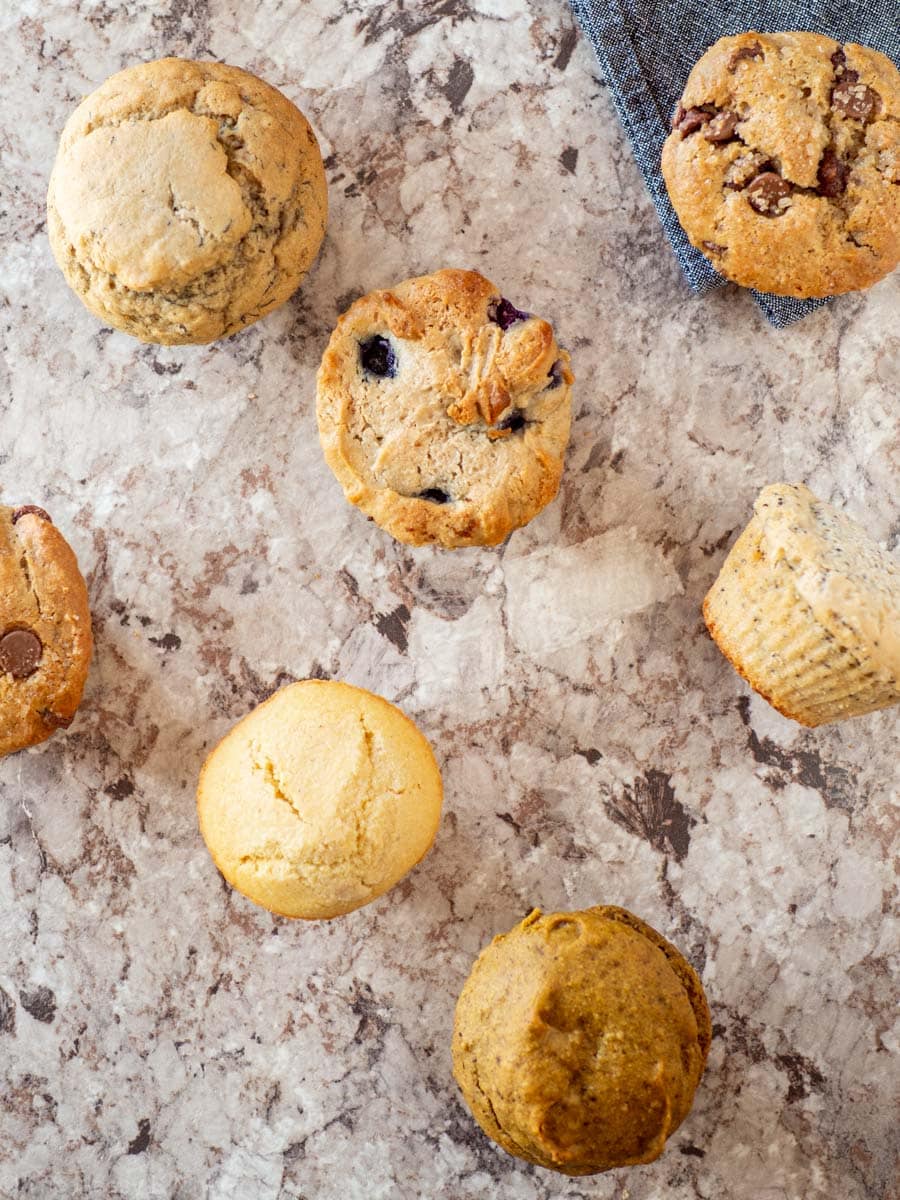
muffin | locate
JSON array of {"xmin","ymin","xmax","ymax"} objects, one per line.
[
  {"xmin": 703, "ymin": 483, "xmax": 900, "ymax": 726},
  {"xmin": 452, "ymin": 906, "xmax": 711, "ymax": 1175},
  {"xmin": 197, "ymin": 680, "xmax": 443, "ymax": 919},
  {"xmin": 662, "ymin": 32, "xmax": 900, "ymax": 297},
  {"xmin": 316, "ymin": 268, "xmax": 573, "ymax": 547},
  {"xmin": 47, "ymin": 58, "xmax": 328, "ymax": 344},
  {"xmin": 0, "ymin": 504, "xmax": 92, "ymax": 757}
]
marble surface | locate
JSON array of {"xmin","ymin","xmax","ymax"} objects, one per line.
[{"xmin": 1, "ymin": 2, "xmax": 898, "ymax": 1198}]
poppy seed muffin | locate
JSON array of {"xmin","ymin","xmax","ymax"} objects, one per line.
[
  {"xmin": 197, "ymin": 681, "xmax": 443, "ymax": 919},
  {"xmin": 47, "ymin": 58, "xmax": 328, "ymax": 344},
  {"xmin": 704, "ymin": 483, "xmax": 900, "ymax": 726},
  {"xmin": 316, "ymin": 269, "xmax": 573, "ymax": 548},
  {"xmin": 662, "ymin": 32, "xmax": 900, "ymax": 297},
  {"xmin": 452, "ymin": 906, "xmax": 711, "ymax": 1176}
]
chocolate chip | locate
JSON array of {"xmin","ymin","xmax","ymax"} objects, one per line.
[
  {"xmin": 831, "ymin": 48, "xmax": 846, "ymax": 71},
  {"xmin": 488, "ymin": 298, "xmax": 529, "ymax": 330},
  {"xmin": 40, "ymin": 710, "xmax": 74, "ymax": 729},
  {"xmin": 546, "ymin": 359, "xmax": 564, "ymax": 389},
  {"xmin": 11, "ymin": 506, "xmax": 52, "ymax": 525},
  {"xmin": 418, "ymin": 488, "xmax": 451, "ymax": 504},
  {"xmin": 746, "ymin": 172, "xmax": 793, "ymax": 216},
  {"xmin": 704, "ymin": 111, "xmax": 740, "ymax": 143},
  {"xmin": 359, "ymin": 335, "xmax": 397, "ymax": 378},
  {"xmin": 672, "ymin": 106, "xmax": 710, "ymax": 137},
  {"xmin": 729, "ymin": 42, "xmax": 764, "ymax": 70},
  {"xmin": 702, "ymin": 241, "xmax": 727, "ymax": 255},
  {"xmin": 0, "ymin": 629, "xmax": 43, "ymax": 679},
  {"xmin": 817, "ymin": 148, "xmax": 849, "ymax": 197},
  {"xmin": 832, "ymin": 72, "xmax": 881, "ymax": 123},
  {"xmin": 496, "ymin": 411, "xmax": 527, "ymax": 433}
]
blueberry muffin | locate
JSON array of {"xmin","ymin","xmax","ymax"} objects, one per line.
[
  {"xmin": 0, "ymin": 505, "xmax": 92, "ymax": 757},
  {"xmin": 48, "ymin": 58, "xmax": 328, "ymax": 344},
  {"xmin": 662, "ymin": 32, "xmax": 900, "ymax": 297},
  {"xmin": 704, "ymin": 484, "xmax": 900, "ymax": 726},
  {"xmin": 316, "ymin": 269, "xmax": 574, "ymax": 548},
  {"xmin": 452, "ymin": 906, "xmax": 711, "ymax": 1175},
  {"xmin": 197, "ymin": 681, "xmax": 443, "ymax": 919}
]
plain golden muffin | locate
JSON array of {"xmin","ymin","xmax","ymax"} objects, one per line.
[
  {"xmin": 452, "ymin": 906, "xmax": 711, "ymax": 1175},
  {"xmin": 197, "ymin": 681, "xmax": 443, "ymax": 919},
  {"xmin": 47, "ymin": 58, "xmax": 328, "ymax": 344},
  {"xmin": 662, "ymin": 32, "xmax": 900, "ymax": 297},
  {"xmin": 0, "ymin": 504, "xmax": 92, "ymax": 757},
  {"xmin": 316, "ymin": 269, "xmax": 573, "ymax": 548},
  {"xmin": 704, "ymin": 483, "xmax": 900, "ymax": 726}
]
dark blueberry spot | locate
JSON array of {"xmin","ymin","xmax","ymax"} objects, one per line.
[
  {"xmin": 488, "ymin": 297, "xmax": 529, "ymax": 330},
  {"xmin": 546, "ymin": 359, "xmax": 564, "ymax": 389},
  {"xmin": 359, "ymin": 336, "xmax": 397, "ymax": 378},
  {"xmin": 418, "ymin": 489, "xmax": 451, "ymax": 505},
  {"xmin": 497, "ymin": 411, "xmax": 527, "ymax": 433}
]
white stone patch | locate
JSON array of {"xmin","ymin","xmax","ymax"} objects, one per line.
[{"xmin": 504, "ymin": 527, "xmax": 683, "ymax": 660}]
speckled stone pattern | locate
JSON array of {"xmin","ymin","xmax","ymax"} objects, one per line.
[{"xmin": 0, "ymin": 3, "xmax": 897, "ymax": 1200}]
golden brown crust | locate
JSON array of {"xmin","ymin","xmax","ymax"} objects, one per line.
[
  {"xmin": 702, "ymin": 485, "xmax": 900, "ymax": 726},
  {"xmin": 47, "ymin": 57, "xmax": 328, "ymax": 344},
  {"xmin": 0, "ymin": 506, "xmax": 92, "ymax": 756},
  {"xmin": 316, "ymin": 269, "xmax": 573, "ymax": 548},
  {"xmin": 452, "ymin": 906, "xmax": 710, "ymax": 1176},
  {"xmin": 662, "ymin": 32, "xmax": 900, "ymax": 297}
]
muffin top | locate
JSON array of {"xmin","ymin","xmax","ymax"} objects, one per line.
[
  {"xmin": 661, "ymin": 32, "xmax": 900, "ymax": 297},
  {"xmin": 316, "ymin": 269, "xmax": 573, "ymax": 548},
  {"xmin": 452, "ymin": 906, "xmax": 711, "ymax": 1175},
  {"xmin": 0, "ymin": 504, "xmax": 93, "ymax": 757},
  {"xmin": 197, "ymin": 681, "xmax": 443, "ymax": 920},
  {"xmin": 754, "ymin": 484, "xmax": 900, "ymax": 680},
  {"xmin": 47, "ymin": 58, "xmax": 327, "ymax": 343}
]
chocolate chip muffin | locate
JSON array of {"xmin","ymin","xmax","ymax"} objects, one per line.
[
  {"xmin": 316, "ymin": 269, "xmax": 573, "ymax": 548},
  {"xmin": 662, "ymin": 32, "xmax": 900, "ymax": 297},
  {"xmin": 48, "ymin": 58, "xmax": 328, "ymax": 344},
  {"xmin": 452, "ymin": 906, "xmax": 711, "ymax": 1176},
  {"xmin": 0, "ymin": 505, "xmax": 92, "ymax": 757},
  {"xmin": 704, "ymin": 483, "xmax": 900, "ymax": 726}
]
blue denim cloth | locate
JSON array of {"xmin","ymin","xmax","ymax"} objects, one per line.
[{"xmin": 569, "ymin": 0, "xmax": 899, "ymax": 327}]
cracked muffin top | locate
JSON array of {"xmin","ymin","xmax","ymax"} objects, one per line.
[
  {"xmin": 47, "ymin": 58, "xmax": 328, "ymax": 344},
  {"xmin": 452, "ymin": 906, "xmax": 712, "ymax": 1176},
  {"xmin": 196, "ymin": 681, "xmax": 443, "ymax": 920},
  {"xmin": 316, "ymin": 269, "xmax": 574, "ymax": 549},
  {"xmin": 0, "ymin": 504, "xmax": 92, "ymax": 758},
  {"xmin": 661, "ymin": 32, "xmax": 900, "ymax": 297}
]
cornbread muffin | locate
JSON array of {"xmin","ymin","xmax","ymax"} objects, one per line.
[
  {"xmin": 197, "ymin": 681, "xmax": 443, "ymax": 919},
  {"xmin": 662, "ymin": 32, "xmax": 900, "ymax": 297},
  {"xmin": 704, "ymin": 484, "xmax": 900, "ymax": 726},
  {"xmin": 316, "ymin": 269, "xmax": 574, "ymax": 548},
  {"xmin": 47, "ymin": 58, "xmax": 328, "ymax": 344},
  {"xmin": 452, "ymin": 906, "xmax": 711, "ymax": 1176},
  {"xmin": 0, "ymin": 505, "xmax": 92, "ymax": 757}
]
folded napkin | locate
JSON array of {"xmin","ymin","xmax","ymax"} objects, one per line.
[{"xmin": 569, "ymin": 0, "xmax": 899, "ymax": 327}]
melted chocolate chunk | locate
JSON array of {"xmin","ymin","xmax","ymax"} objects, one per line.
[
  {"xmin": 359, "ymin": 335, "xmax": 397, "ymax": 378},
  {"xmin": 817, "ymin": 148, "xmax": 849, "ymax": 197},
  {"xmin": 11, "ymin": 505, "xmax": 52, "ymax": 524},
  {"xmin": 832, "ymin": 71, "xmax": 881, "ymax": 122},
  {"xmin": 729, "ymin": 42, "xmax": 764, "ymax": 70},
  {"xmin": 725, "ymin": 151, "xmax": 771, "ymax": 189},
  {"xmin": 488, "ymin": 298, "xmax": 529, "ymax": 330},
  {"xmin": 672, "ymin": 105, "xmax": 710, "ymax": 137},
  {"xmin": 546, "ymin": 359, "xmax": 564, "ymax": 389},
  {"xmin": 418, "ymin": 488, "xmax": 451, "ymax": 505},
  {"xmin": 0, "ymin": 629, "xmax": 43, "ymax": 679},
  {"xmin": 704, "ymin": 111, "xmax": 740, "ymax": 143},
  {"xmin": 746, "ymin": 172, "xmax": 793, "ymax": 216}
]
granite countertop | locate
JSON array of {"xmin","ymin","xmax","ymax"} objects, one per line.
[{"xmin": 1, "ymin": 2, "xmax": 897, "ymax": 1198}]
